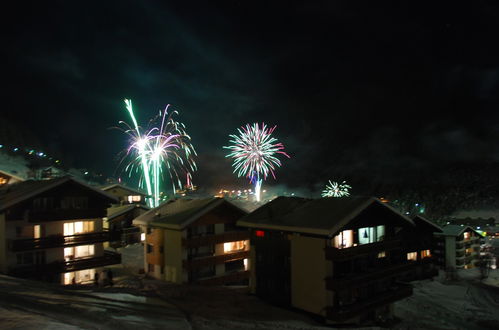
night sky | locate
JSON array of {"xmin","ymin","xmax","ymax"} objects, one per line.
[{"xmin": 4, "ymin": 1, "xmax": 499, "ymax": 196}]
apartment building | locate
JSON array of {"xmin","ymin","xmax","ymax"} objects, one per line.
[
  {"xmin": 133, "ymin": 197, "xmax": 249, "ymax": 284},
  {"xmin": 401, "ymin": 215, "xmax": 442, "ymax": 280},
  {"xmin": 237, "ymin": 196, "xmax": 424, "ymax": 325},
  {"xmin": 434, "ymin": 225, "xmax": 483, "ymax": 270},
  {"xmin": 0, "ymin": 176, "xmax": 121, "ymax": 284},
  {"xmin": 101, "ymin": 183, "xmax": 147, "ymax": 206}
]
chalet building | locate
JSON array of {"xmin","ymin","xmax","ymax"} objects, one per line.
[
  {"xmin": 133, "ymin": 198, "xmax": 249, "ymax": 285},
  {"xmin": 104, "ymin": 204, "xmax": 149, "ymax": 247},
  {"xmin": 0, "ymin": 169, "xmax": 24, "ymax": 186},
  {"xmin": 237, "ymin": 196, "xmax": 428, "ymax": 325},
  {"xmin": 400, "ymin": 216, "xmax": 442, "ymax": 280},
  {"xmin": 101, "ymin": 183, "xmax": 148, "ymax": 206},
  {"xmin": 0, "ymin": 176, "xmax": 121, "ymax": 284},
  {"xmin": 434, "ymin": 225, "xmax": 484, "ymax": 270}
]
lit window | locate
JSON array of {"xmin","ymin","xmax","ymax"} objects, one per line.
[
  {"xmin": 127, "ymin": 195, "xmax": 142, "ymax": 203},
  {"xmin": 223, "ymin": 240, "xmax": 248, "ymax": 253},
  {"xmin": 420, "ymin": 249, "xmax": 431, "ymax": 258},
  {"xmin": 358, "ymin": 225, "xmax": 385, "ymax": 245},
  {"xmin": 255, "ymin": 230, "xmax": 265, "ymax": 237},
  {"xmin": 464, "ymin": 232, "xmax": 470, "ymax": 240},
  {"xmin": 244, "ymin": 258, "xmax": 249, "ymax": 270},
  {"xmin": 64, "ymin": 221, "xmax": 94, "ymax": 235},
  {"xmin": 407, "ymin": 252, "xmax": 417, "ymax": 261},
  {"xmin": 377, "ymin": 251, "xmax": 386, "ymax": 258},
  {"xmin": 333, "ymin": 230, "xmax": 354, "ymax": 249},
  {"xmin": 141, "ymin": 233, "xmax": 146, "ymax": 241}
]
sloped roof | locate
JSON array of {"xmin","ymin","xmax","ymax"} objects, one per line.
[
  {"xmin": 0, "ymin": 169, "xmax": 25, "ymax": 182},
  {"xmin": 238, "ymin": 196, "xmax": 414, "ymax": 236},
  {"xmin": 0, "ymin": 176, "xmax": 118, "ymax": 212},
  {"xmin": 101, "ymin": 183, "xmax": 147, "ymax": 196},
  {"xmin": 106, "ymin": 204, "xmax": 150, "ymax": 221},
  {"xmin": 412, "ymin": 215, "xmax": 443, "ymax": 233},
  {"xmin": 133, "ymin": 197, "xmax": 247, "ymax": 229},
  {"xmin": 437, "ymin": 224, "xmax": 484, "ymax": 237}
]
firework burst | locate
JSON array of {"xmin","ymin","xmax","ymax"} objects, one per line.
[
  {"xmin": 224, "ymin": 123, "xmax": 289, "ymax": 202},
  {"xmin": 322, "ymin": 180, "xmax": 351, "ymax": 198},
  {"xmin": 119, "ymin": 99, "xmax": 197, "ymax": 207}
]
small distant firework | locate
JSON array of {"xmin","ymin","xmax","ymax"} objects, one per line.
[
  {"xmin": 322, "ymin": 180, "xmax": 351, "ymax": 198},
  {"xmin": 224, "ymin": 123, "xmax": 289, "ymax": 202},
  {"xmin": 119, "ymin": 99, "xmax": 197, "ymax": 207}
]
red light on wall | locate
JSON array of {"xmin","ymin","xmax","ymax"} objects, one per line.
[{"xmin": 255, "ymin": 230, "xmax": 265, "ymax": 237}]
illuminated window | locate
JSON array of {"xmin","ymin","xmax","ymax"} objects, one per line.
[
  {"xmin": 377, "ymin": 251, "xmax": 386, "ymax": 258},
  {"xmin": 420, "ymin": 249, "xmax": 431, "ymax": 258},
  {"xmin": 223, "ymin": 240, "xmax": 248, "ymax": 253},
  {"xmin": 140, "ymin": 233, "xmax": 146, "ymax": 241},
  {"xmin": 0, "ymin": 177, "xmax": 7, "ymax": 185},
  {"xmin": 244, "ymin": 258, "xmax": 249, "ymax": 270},
  {"xmin": 34, "ymin": 225, "xmax": 41, "ymax": 239},
  {"xmin": 463, "ymin": 232, "xmax": 470, "ymax": 240},
  {"xmin": 333, "ymin": 230, "xmax": 354, "ymax": 249},
  {"xmin": 65, "ymin": 245, "xmax": 94, "ymax": 260},
  {"xmin": 127, "ymin": 195, "xmax": 142, "ymax": 203},
  {"xmin": 358, "ymin": 225, "xmax": 385, "ymax": 245},
  {"xmin": 64, "ymin": 221, "xmax": 94, "ymax": 235},
  {"xmin": 407, "ymin": 252, "xmax": 417, "ymax": 261}
]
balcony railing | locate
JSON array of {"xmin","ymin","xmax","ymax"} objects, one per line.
[
  {"xmin": 326, "ymin": 284, "xmax": 413, "ymax": 322},
  {"xmin": 24, "ymin": 208, "xmax": 106, "ymax": 221},
  {"xmin": 9, "ymin": 231, "xmax": 117, "ymax": 252},
  {"xmin": 182, "ymin": 231, "xmax": 250, "ymax": 248},
  {"xmin": 9, "ymin": 251, "xmax": 121, "ymax": 277},
  {"xmin": 325, "ymin": 239, "xmax": 401, "ymax": 261},
  {"xmin": 183, "ymin": 250, "xmax": 249, "ymax": 271},
  {"xmin": 326, "ymin": 262, "xmax": 417, "ymax": 291}
]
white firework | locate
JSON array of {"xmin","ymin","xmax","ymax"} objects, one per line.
[{"xmin": 322, "ymin": 180, "xmax": 351, "ymax": 198}]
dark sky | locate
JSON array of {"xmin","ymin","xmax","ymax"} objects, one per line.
[{"xmin": 4, "ymin": 1, "xmax": 499, "ymax": 195}]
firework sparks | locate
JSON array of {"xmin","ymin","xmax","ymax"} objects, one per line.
[
  {"xmin": 322, "ymin": 180, "xmax": 351, "ymax": 198},
  {"xmin": 224, "ymin": 123, "xmax": 289, "ymax": 202},
  {"xmin": 120, "ymin": 99, "xmax": 197, "ymax": 207}
]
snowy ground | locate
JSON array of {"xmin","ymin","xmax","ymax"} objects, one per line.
[{"xmin": 2, "ymin": 244, "xmax": 499, "ymax": 329}]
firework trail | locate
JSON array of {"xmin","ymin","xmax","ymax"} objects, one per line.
[
  {"xmin": 224, "ymin": 123, "xmax": 289, "ymax": 202},
  {"xmin": 120, "ymin": 99, "xmax": 197, "ymax": 207},
  {"xmin": 321, "ymin": 180, "xmax": 351, "ymax": 198}
]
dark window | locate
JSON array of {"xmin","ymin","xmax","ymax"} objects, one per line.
[
  {"xmin": 225, "ymin": 259, "xmax": 245, "ymax": 273},
  {"xmin": 148, "ymin": 264, "xmax": 154, "ymax": 272},
  {"xmin": 61, "ymin": 197, "xmax": 88, "ymax": 209},
  {"xmin": 147, "ymin": 244, "xmax": 153, "ymax": 253},
  {"xmin": 23, "ymin": 253, "xmax": 33, "ymax": 264},
  {"xmin": 16, "ymin": 254, "xmax": 22, "ymax": 264},
  {"xmin": 159, "ymin": 246, "xmax": 164, "ymax": 253},
  {"xmin": 147, "ymin": 227, "xmax": 152, "ymax": 234},
  {"xmin": 206, "ymin": 224, "xmax": 214, "ymax": 235}
]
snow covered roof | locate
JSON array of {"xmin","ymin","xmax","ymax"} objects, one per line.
[
  {"xmin": 0, "ymin": 176, "xmax": 118, "ymax": 212},
  {"xmin": 133, "ymin": 197, "xmax": 247, "ymax": 229},
  {"xmin": 0, "ymin": 169, "xmax": 25, "ymax": 182},
  {"xmin": 412, "ymin": 215, "xmax": 443, "ymax": 233},
  {"xmin": 106, "ymin": 204, "xmax": 150, "ymax": 221},
  {"xmin": 238, "ymin": 196, "xmax": 414, "ymax": 236},
  {"xmin": 101, "ymin": 183, "xmax": 148, "ymax": 196},
  {"xmin": 436, "ymin": 224, "xmax": 484, "ymax": 237}
]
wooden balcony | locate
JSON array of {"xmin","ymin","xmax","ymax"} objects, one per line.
[
  {"xmin": 195, "ymin": 270, "xmax": 250, "ymax": 285},
  {"xmin": 182, "ymin": 231, "xmax": 249, "ymax": 248},
  {"xmin": 326, "ymin": 262, "xmax": 417, "ymax": 291},
  {"xmin": 326, "ymin": 283, "xmax": 413, "ymax": 322},
  {"xmin": 183, "ymin": 250, "xmax": 249, "ymax": 270},
  {"xmin": 325, "ymin": 239, "xmax": 401, "ymax": 261},
  {"xmin": 9, "ymin": 251, "xmax": 121, "ymax": 277},
  {"xmin": 9, "ymin": 231, "xmax": 117, "ymax": 252},
  {"xmin": 24, "ymin": 208, "xmax": 106, "ymax": 222}
]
